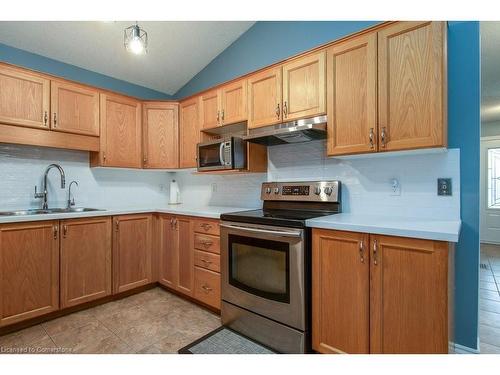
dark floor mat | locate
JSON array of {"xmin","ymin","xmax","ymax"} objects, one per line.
[{"xmin": 179, "ymin": 326, "xmax": 277, "ymax": 354}]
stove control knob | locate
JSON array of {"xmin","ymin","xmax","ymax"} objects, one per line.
[
  {"xmin": 314, "ymin": 187, "xmax": 322, "ymax": 195},
  {"xmin": 265, "ymin": 187, "xmax": 272, "ymax": 194},
  {"xmin": 324, "ymin": 186, "xmax": 333, "ymax": 196},
  {"xmin": 274, "ymin": 187, "xmax": 280, "ymax": 194}
]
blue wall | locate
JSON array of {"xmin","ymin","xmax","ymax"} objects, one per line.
[
  {"xmin": 448, "ymin": 21, "xmax": 480, "ymax": 350},
  {"xmin": 177, "ymin": 20, "xmax": 481, "ymax": 350},
  {"xmin": 0, "ymin": 42, "xmax": 172, "ymax": 100},
  {"xmin": 174, "ymin": 21, "xmax": 379, "ymax": 98}
]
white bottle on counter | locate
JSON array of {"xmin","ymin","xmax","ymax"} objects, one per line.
[{"xmin": 169, "ymin": 179, "xmax": 181, "ymax": 205}]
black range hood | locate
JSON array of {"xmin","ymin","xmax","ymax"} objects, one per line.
[{"xmin": 243, "ymin": 115, "xmax": 327, "ymax": 146}]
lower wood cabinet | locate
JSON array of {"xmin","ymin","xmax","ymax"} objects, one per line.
[
  {"xmin": 0, "ymin": 221, "xmax": 59, "ymax": 327},
  {"xmin": 194, "ymin": 267, "xmax": 221, "ymax": 309},
  {"xmin": 312, "ymin": 228, "xmax": 452, "ymax": 354},
  {"xmin": 113, "ymin": 214, "xmax": 153, "ymax": 293},
  {"xmin": 158, "ymin": 215, "xmax": 194, "ymax": 296},
  {"xmin": 60, "ymin": 217, "xmax": 112, "ymax": 308}
]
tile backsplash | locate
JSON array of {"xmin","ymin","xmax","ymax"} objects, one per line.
[
  {"xmin": 0, "ymin": 144, "xmax": 170, "ymax": 209},
  {"xmin": 0, "ymin": 141, "xmax": 460, "ymax": 220}
]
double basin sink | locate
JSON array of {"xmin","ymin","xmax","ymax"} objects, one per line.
[{"xmin": 0, "ymin": 208, "xmax": 104, "ymax": 216}]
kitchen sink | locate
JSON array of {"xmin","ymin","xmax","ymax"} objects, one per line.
[{"xmin": 0, "ymin": 208, "xmax": 105, "ymax": 216}]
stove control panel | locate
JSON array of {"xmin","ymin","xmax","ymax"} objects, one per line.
[{"xmin": 261, "ymin": 181, "xmax": 340, "ymax": 202}]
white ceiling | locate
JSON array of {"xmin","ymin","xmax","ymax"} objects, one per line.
[
  {"xmin": 0, "ymin": 21, "xmax": 255, "ymax": 95},
  {"xmin": 481, "ymin": 22, "xmax": 500, "ymax": 123}
]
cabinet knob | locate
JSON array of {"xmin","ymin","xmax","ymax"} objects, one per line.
[{"xmin": 380, "ymin": 127, "xmax": 387, "ymax": 148}]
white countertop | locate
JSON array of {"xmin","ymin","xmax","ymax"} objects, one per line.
[
  {"xmin": 306, "ymin": 213, "xmax": 461, "ymax": 242},
  {"xmin": 0, "ymin": 205, "xmax": 461, "ymax": 242},
  {"xmin": 0, "ymin": 205, "xmax": 255, "ymax": 224}
]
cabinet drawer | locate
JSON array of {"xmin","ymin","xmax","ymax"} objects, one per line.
[
  {"xmin": 194, "ymin": 250, "xmax": 220, "ymax": 273},
  {"xmin": 194, "ymin": 233, "xmax": 220, "ymax": 254},
  {"xmin": 193, "ymin": 219, "xmax": 220, "ymax": 236},
  {"xmin": 194, "ymin": 267, "xmax": 221, "ymax": 309}
]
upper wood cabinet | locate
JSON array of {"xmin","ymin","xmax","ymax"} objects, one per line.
[
  {"xmin": 220, "ymin": 79, "xmax": 247, "ymax": 125},
  {"xmin": 199, "ymin": 80, "xmax": 247, "ymax": 129},
  {"xmin": 0, "ymin": 65, "xmax": 50, "ymax": 130},
  {"xmin": 50, "ymin": 80, "xmax": 100, "ymax": 136},
  {"xmin": 60, "ymin": 217, "xmax": 112, "ymax": 309},
  {"xmin": 179, "ymin": 97, "xmax": 200, "ymax": 168},
  {"xmin": 327, "ymin": 34, "xmax": 377, "ymax": 156},
  {"xmin": 248, "ymin": 66, "xmax": 283, "ymax": 129},
  {"xmin": 312, "ymin": 229, "xmax": 370, "ymax": 354},
  {"xmin": 113, "ymin": 214, "xmax": 153, "ymax": 294},
  {"xmin": 142, "ymin": 102, "xmax": 179, "ymax": 169},
  {"xmin": 370, "ymin": 234, "xmax": 449, "ymax": 354},
  {"xmin": 378, "ymin": 21, "xmax": 446, "ymax": 151},
  {"xmin": 93, "ymin": 93, "xmax": 142, "ymax": 168},
  {"xmin": 199, "ymin": 90, "xmax": 220, "ymax": 129},
  {"xmin": 312, "ymin": 228, "xmax": 451, "ymax": 354},
  {"xmin": 0, "ymin": 221, "xmax": 59, "ymax": 327},
  {"xmin": 282, "ymin": 51, "xmax": 326, "ymax": 121}
]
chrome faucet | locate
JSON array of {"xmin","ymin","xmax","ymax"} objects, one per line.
[
  {"xmin": 67, "ymin": 180, "xmax": 79, "ymax": 208},
  {"xmin": 34, "ymin": 164, "xmax": 66, "ymax": 210}
]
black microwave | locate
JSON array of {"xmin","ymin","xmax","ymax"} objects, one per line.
[{"xmin": 197, "ymin": 137, "xmax": 247, "ymax": 172}]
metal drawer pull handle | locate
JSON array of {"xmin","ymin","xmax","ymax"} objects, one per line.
[
  {"xmin": 380, "ymin": 127, "xmax": 387, "ymax": 148},
  {"xmin": 201, "ymin": 259, "xmax": 213, "ymax": 265},
  {"xmin": 53, "ymin": 225, "xmax": 58, "ymax": 239},
  {"xmin": 202, "ymin": 285, "xmax": 213, "ymax": 292},
  {"xmin": 359, "ymin": 241, "xmax": 364, "ymax": 263},
  {"xmin": 200, "ymin": 223, "xmax": 212, "ymax": 231},
  {"xmin": 220, "ymin": 224, "xmax": 302, "ymax": 238},
  {"xmin": 373, "ymin": 239, "xmax": 378, "ymax": 265},
  {"xmin": 200, "ymin": 240, "xmax": 213, "ymax": 247}
]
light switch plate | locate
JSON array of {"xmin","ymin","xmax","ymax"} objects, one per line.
[{"xmin": 437, "ymin": 178, "xmax": 452, "ymax": 196}]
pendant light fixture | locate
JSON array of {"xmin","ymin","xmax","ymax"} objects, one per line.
[{"xmin": 124, "ymin": 22, "xmax": 148, "ymax": 55}]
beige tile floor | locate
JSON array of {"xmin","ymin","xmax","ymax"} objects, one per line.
[
  {"xmin": 0, "ymin": 287, "xmax": 221, "ymax": 354},
  {"xmin": 480, "ymin": 243, "xmax": 500, "ymax": 354}
]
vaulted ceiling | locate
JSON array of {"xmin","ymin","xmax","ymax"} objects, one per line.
[{"xmin": 0, "ymin": 21, "xmax": 255, "ymax": 95}]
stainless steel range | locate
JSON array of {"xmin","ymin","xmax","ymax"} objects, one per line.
[{"xmin": 220, "ymin": 180, "xmax": 341, "ymax": 353}]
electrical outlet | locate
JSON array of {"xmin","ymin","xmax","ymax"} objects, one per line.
[
  {"xmin": 390, "ymin": 178, "xmax": 401, "ymax": 196},
  {"xmin": 437, "ymin": 178, "xmax": 452, "ymax": 196}
]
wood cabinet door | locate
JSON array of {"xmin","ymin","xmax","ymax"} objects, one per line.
[
  {"xmin": 60, "ymin": 217, "xmax": 112, "ymax": 309},
  {"xmin": 179, "ymin": 97, "xmax": 200, "ymax": 168},
  {"xmin": 327, "ymin": 34, "xmax": 377, "ymax": 156},
  {"xmin": 220, "ymin": 79, "xmax": 247, "ymax": 125},
  {"xmin": 378, "ymin": 21, "xmax": 446, "ymax": 151},
  {"xmin": 143, "ymin": 102, "xmax": 179, "ymax": 168},
  {"xmin": 0, "ymin": 65, "xmax": 50, "ymax": 130},
  {"xmin": 113, "ymin": 214, "xmax": 153, "ymax": 293},
  {"xmin": 100, "ymin": 93, "xmax": 142, "ymax": 168},
  {"xmin": 158, "ymin": 215, "xmax": 178, "ymax": 289},
  {"xmin": 199, "ymin": 90, "xmax": 220, "ymax": 129},
  {"xmin": 312, "ymin": 229, "xmax": 370, "ymax": 354},
  {"xmin": 247, "ymin": 66, "xmax": 282, "ymax": 129},
  {"xmin": 370, "ymin": 235, "xmax": 449, "ymax": 353},
  {"xmin": 50, "ymin": 81, "xmax": 99, "ymax": 136},
  {"xmin": 282, "ymin": 51, "xmax": 326, "ymax": 121},
  {"xmin": 176, "ymin": 217, "xmax": 194, "ymax": 296},
  {"xmin": 0, "ymin": 221, "xmax": 59, "ymax": 327}
]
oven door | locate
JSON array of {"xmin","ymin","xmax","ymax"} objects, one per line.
[
  {"xmin": 197, "ymin": 140, "xmax": 232, "ymax": 171},
  {"xmin": 220, "ymin": 221, "xmax": 305, "ymax": 330}
]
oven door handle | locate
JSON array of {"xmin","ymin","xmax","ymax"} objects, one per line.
[
  {"xmin": 219, "ymin": 142, "xmax": 226, "ymax": 166},
  {"xmin": 220, "ymin": 224, "xmax": 302, "ymax": 238}
]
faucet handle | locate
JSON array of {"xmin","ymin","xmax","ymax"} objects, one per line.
[{"xmin": 34, "ymin": 186, "xmax": 44, "ymax": 199}]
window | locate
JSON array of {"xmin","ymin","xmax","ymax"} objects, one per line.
[{"xmin": 488, "ymin": 147, "xmax": 500, "ymax": 208}]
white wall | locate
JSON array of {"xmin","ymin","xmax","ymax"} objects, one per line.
[
  {"xmin": 0, "ymin": 144, "xmax": 170, "ymax": 210},
  {"xmin": 0, "ymin": 141, "xmax": 461, "ymax": 220}
]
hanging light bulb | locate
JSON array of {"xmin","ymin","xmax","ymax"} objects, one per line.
[{"xmin": 124, "ymin": 22, "xmax": 148, "ymax": 55}]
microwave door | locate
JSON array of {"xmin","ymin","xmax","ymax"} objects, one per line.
[{"xmin": 198, "ymin": 141, "xmax": 230, "ymax": 171}]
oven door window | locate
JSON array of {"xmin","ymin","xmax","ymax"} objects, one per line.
[
  {"xmin": 199, "ymin": 144, "xmax": 222, "ymax": 167},
  {"xmin": 228, "ymin": 234, "xmax": 290, "ymax": 303}
]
